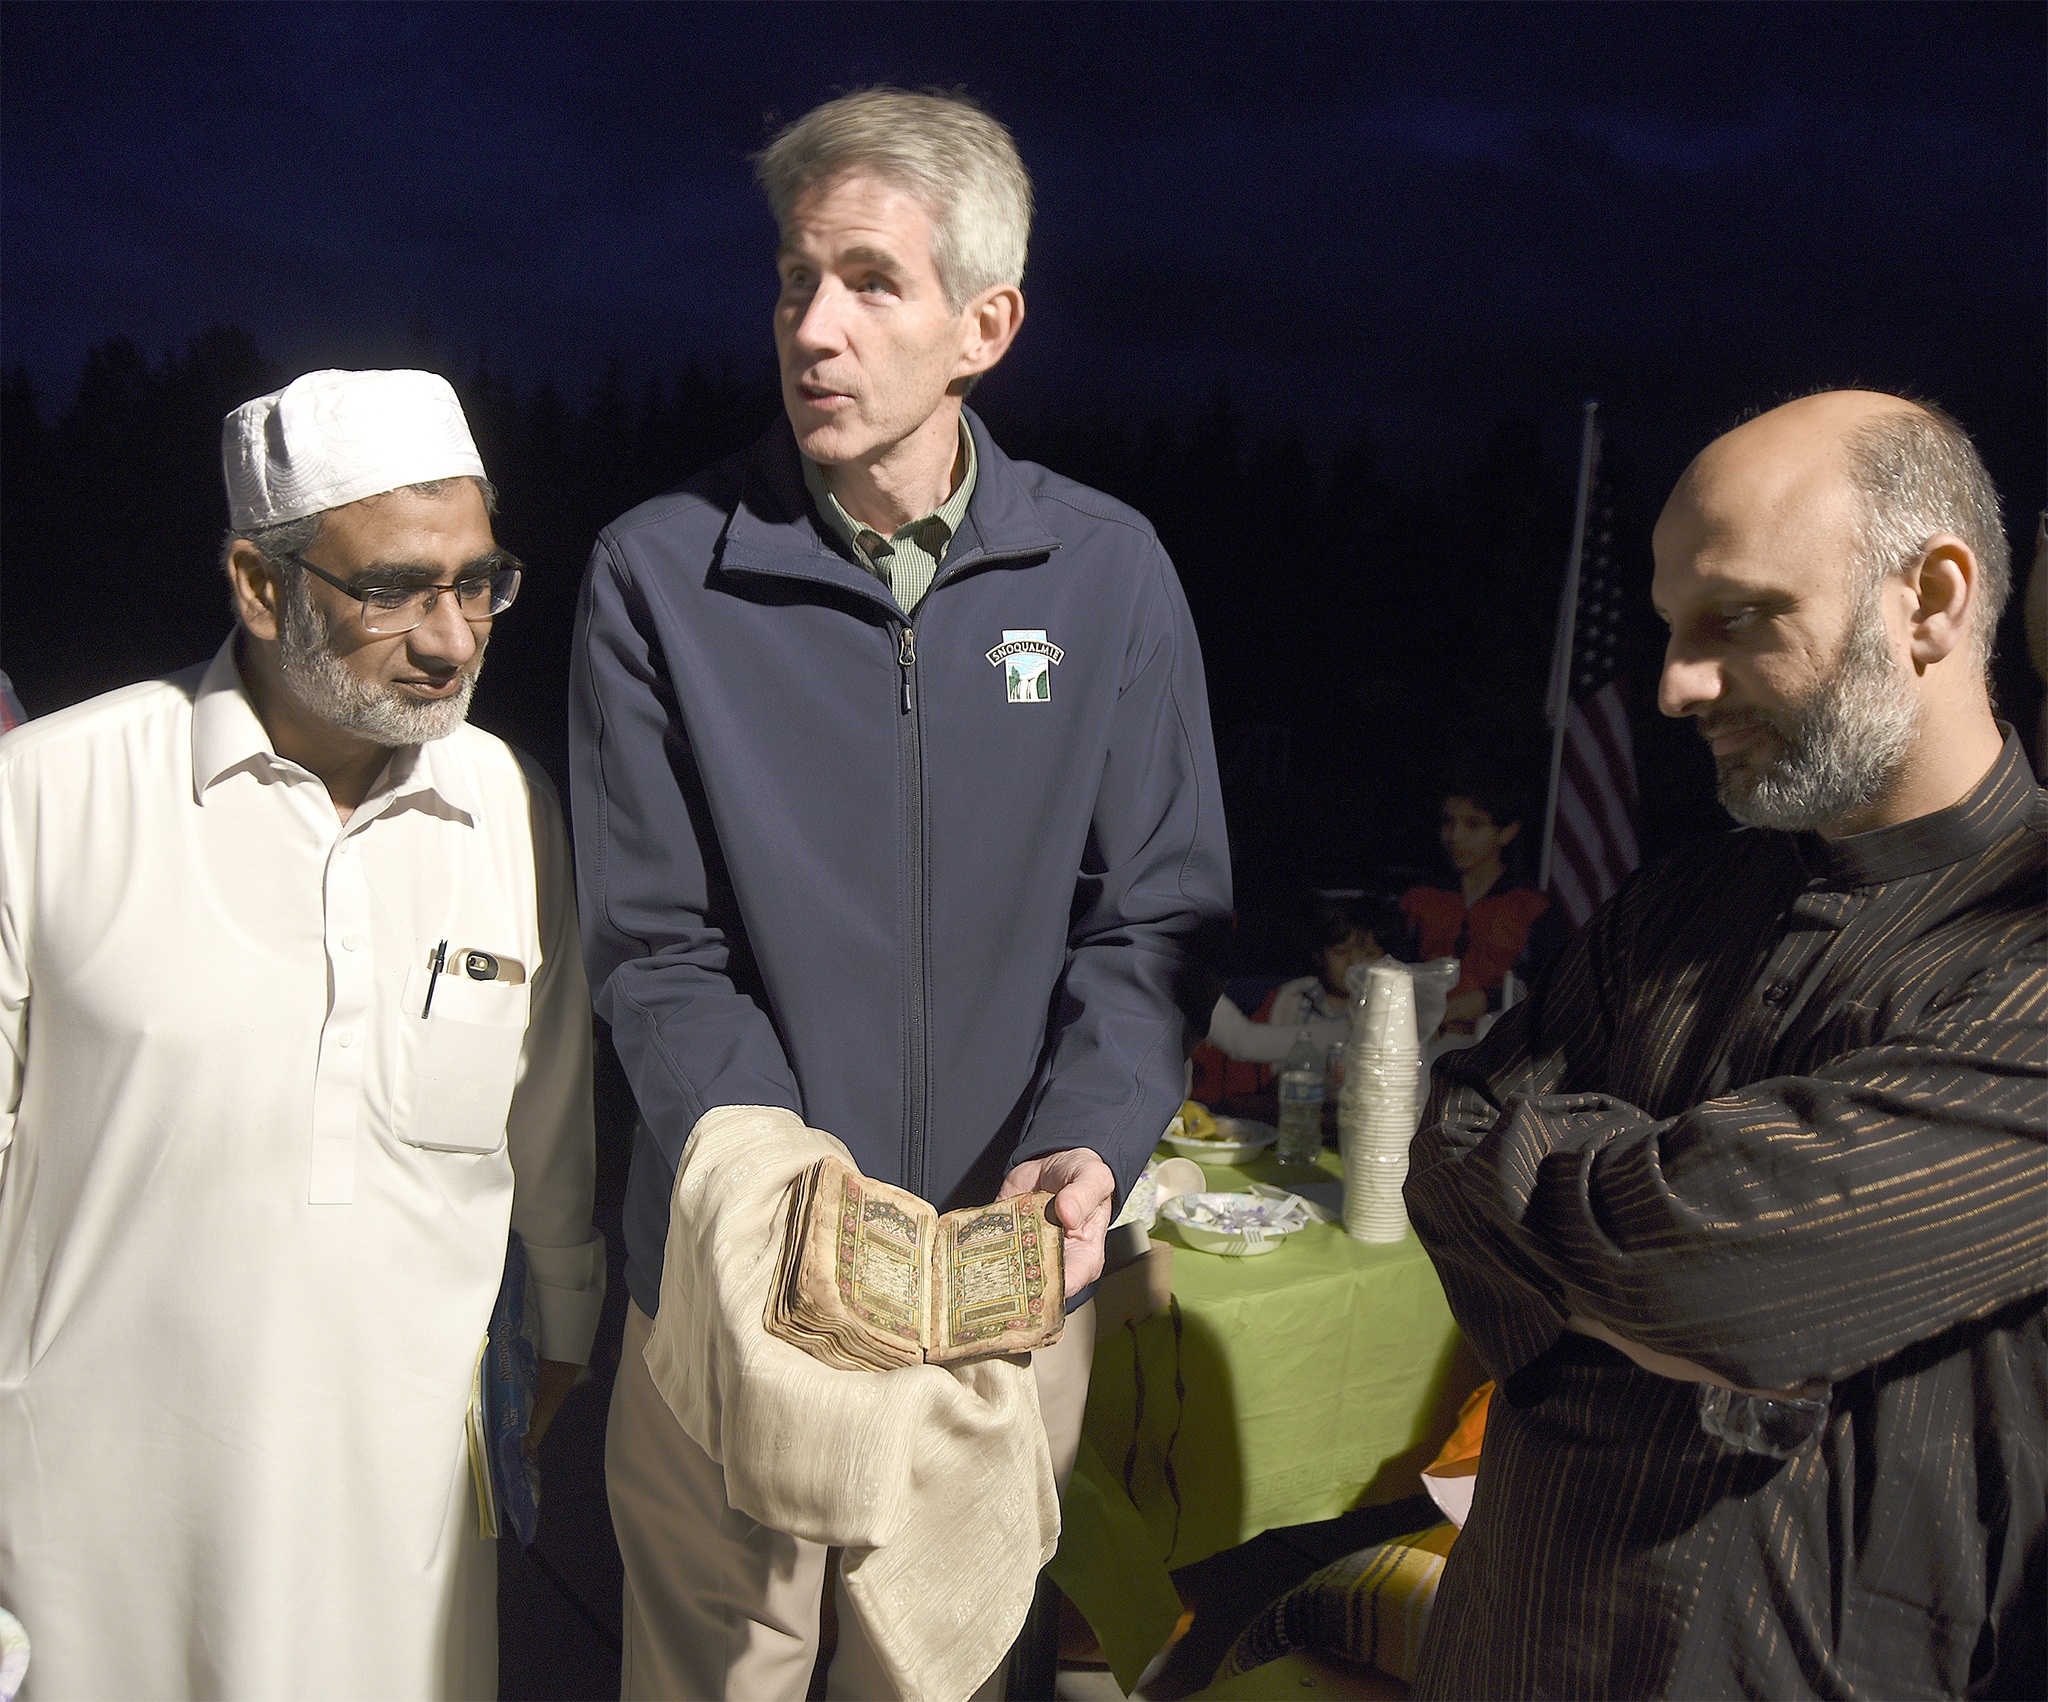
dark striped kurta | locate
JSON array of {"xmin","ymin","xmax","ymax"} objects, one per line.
[{"xmin": 1406, "ymin": 736, "xmax": 2047, "ymax": 1700}]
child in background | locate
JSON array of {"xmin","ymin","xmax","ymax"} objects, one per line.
[
  {"xmin": 1192, "ymin": 892, "xmax": 1402, "ymax": 1103},
  {"xmin": 1401, "ymin": 775, "xmax": 1566, "ymax": 1032}
]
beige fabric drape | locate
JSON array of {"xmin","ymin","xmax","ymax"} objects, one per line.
[{"xmin": 643, "ymin": 1104, "xmax": 1059, "ymax": 1701}]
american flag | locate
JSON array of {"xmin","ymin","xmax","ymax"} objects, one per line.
[{"xmin": 1539, "ymin": 410, "xmax": 1640, "ymax": 929}]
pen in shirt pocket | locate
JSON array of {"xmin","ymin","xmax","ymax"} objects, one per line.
[
  {"xmin": 422, "ymin": 939, "xmax": 449, "ymax": 1017},
  {"xmin": 421, "ymin": 942, "xmax": 528, "ymax": 1017}
]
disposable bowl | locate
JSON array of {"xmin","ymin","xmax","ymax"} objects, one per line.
[
  {"xmin": 1159, "ymin": 1188, "xmax": 1311, "ymax": 1256},
  {"xmin": 1161, "ymin": 1116, "xmax": 1277, "ymax": 1166}
]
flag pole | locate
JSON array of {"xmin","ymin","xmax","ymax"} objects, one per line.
[{"xmin": 1537, "ymin": 400, "xmax": 1602, "ymax": 894}]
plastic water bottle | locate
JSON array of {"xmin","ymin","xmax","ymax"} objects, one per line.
[{"xmin": 1276, "ymin": 1028, "xmax": 1325, "ymax": 1171}]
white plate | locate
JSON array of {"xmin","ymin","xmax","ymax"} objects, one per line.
[
  {"xmin": 1159, "ymin": 1186, "xmax": 1313, "ymax": 1256},
  {"xmin": 1160, "ymin": 1116, "xmax": 1277, "ymax": 1166},
  {"xmin": 0, "ymin": 1606, "xmax": 26, "ymax": 1702}
]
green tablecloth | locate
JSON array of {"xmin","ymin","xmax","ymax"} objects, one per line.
[{"xmin": 1049, "ymin": 1146, "xmax": 1477, "ymax": 1690}]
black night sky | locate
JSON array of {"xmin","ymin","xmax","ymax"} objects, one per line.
[
  {"xmin": 9, "ymin": 2, "xmax": 2043, "ymax": 472},
  {"xmin": 4, "ymin": 0, "xmax": 2044, "ymax": 883}
]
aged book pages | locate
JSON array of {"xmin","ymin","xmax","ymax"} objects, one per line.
[
  {"xmin": 926, "ymin": 1195, "xmax": 1065, "ymax": 1364},
  {"xmin": 766, "ymin": 1157, "xmax": 1064, "ymax": 1370}
]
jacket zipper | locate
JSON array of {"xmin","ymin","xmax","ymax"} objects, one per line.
[
  {"xmin": 885, "ymin": 547, "xmax": 1050, "ymax": 1199},
  {"xmin": 897, "ymin": 620, "xmax": 928, "ymax": 1196}
]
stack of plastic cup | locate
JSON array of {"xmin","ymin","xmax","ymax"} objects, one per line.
[{"xmin": 1338, "ymin": 962, "xmax": 1421, "ymax": 1242}]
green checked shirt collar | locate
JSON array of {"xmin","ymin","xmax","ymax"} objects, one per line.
[{"xmin": 801, "ymin": 419, "xmax": 977, "ymax": 615}]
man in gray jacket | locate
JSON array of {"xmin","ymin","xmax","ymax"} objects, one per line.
[{"xmin": 571, "ymin": 89, "xmax": 1231, "ymax": 1698}]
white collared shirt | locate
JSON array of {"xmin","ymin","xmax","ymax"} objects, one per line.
[{"xmin": 0, "ymin": 637, "xmax": 603, "ymax": 1697}]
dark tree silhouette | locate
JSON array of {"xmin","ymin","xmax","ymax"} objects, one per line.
[{"xmin": 2, "ymin": 330, "xmax": 1706, "ymax": 955}]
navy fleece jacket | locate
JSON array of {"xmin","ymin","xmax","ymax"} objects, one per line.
[{"xmin": 570, "ymin": 411, "xmax": 1232, "ymax": 1316}]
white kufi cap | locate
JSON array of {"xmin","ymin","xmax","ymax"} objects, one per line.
[{"xmin": 223, "ymin": 368, "xmax": 486, "ymax": 531}]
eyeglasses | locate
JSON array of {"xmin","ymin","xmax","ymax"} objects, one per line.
[{"xmin": 286, "ymin": 553, "xmax": 523, "ymax": 635}]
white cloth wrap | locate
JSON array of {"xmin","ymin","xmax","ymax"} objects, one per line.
[{"xmin": 644, "ymin": 1104, "xmax": 1060, "ymax": 1701}]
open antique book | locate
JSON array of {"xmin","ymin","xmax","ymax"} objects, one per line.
[{"xmin": 766, "ymin": 1156, "xmax": 1065, "ymax": 1369}]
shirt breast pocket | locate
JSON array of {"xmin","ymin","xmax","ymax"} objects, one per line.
[{"xmin": 398, "ymin": 965, "xmax": 531, "ymax": 1153}]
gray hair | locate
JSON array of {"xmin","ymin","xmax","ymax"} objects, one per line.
[
  {"xmin": 219, "ymin": 476, "xmax": 499, "ymax": 588},
  {"xmin": 754, "ymin": 87, "xmax": 1033, "ymax": 311},
  {"xmin": 1842, "ymin": 403, "xmax": 2010, "ymax": 672}
]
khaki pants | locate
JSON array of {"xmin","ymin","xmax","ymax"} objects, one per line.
[{"xmin": 608, "ymin": 1297, "xmax": 1095, "ymax": 1701}]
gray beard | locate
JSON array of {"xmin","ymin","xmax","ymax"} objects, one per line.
[
  {"xmin": 1710, "ymin": 585, "xmax": 1920, "ymax": 833},
  {"xmin": 275, "ymin": 577, "xmax": 478, "ymax": 746}
]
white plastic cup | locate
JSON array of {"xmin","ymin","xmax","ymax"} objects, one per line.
[
  {"xmin": 1355, "ymin": 963, "xmax": 1421, "ymax": 1052},
  {"xmin": 1340, "ymin": 1064, "xmax": 1419, "ymax": 1107},
  {"xmin": 1342, "ymin": 1054, "xmax": 1419, "ymax": 1083},
  {"xmin": 1340, "ymin": 1091, "xmax": 1419, "ymax": 1140},
  {"xmin": 1346, "ymin": 1111, "xmax": 1413, "ymax": 1143},
  {"xmin": 1343, "ymin": 1147, "xmax": 1410, "ymax": 1243},
  {"xmin": 1339, "ymin": 971, "xmax": 1425, "ymax": 1185}
]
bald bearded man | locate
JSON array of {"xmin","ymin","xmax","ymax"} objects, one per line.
[{"xmin": 1406, "ymin": 392, "xmax": 2045, "ymax": 1699}]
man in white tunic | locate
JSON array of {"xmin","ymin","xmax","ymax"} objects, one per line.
[{"xmin": 0, "ymin": 369, "xmax": 605, "ymax": 1700}]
